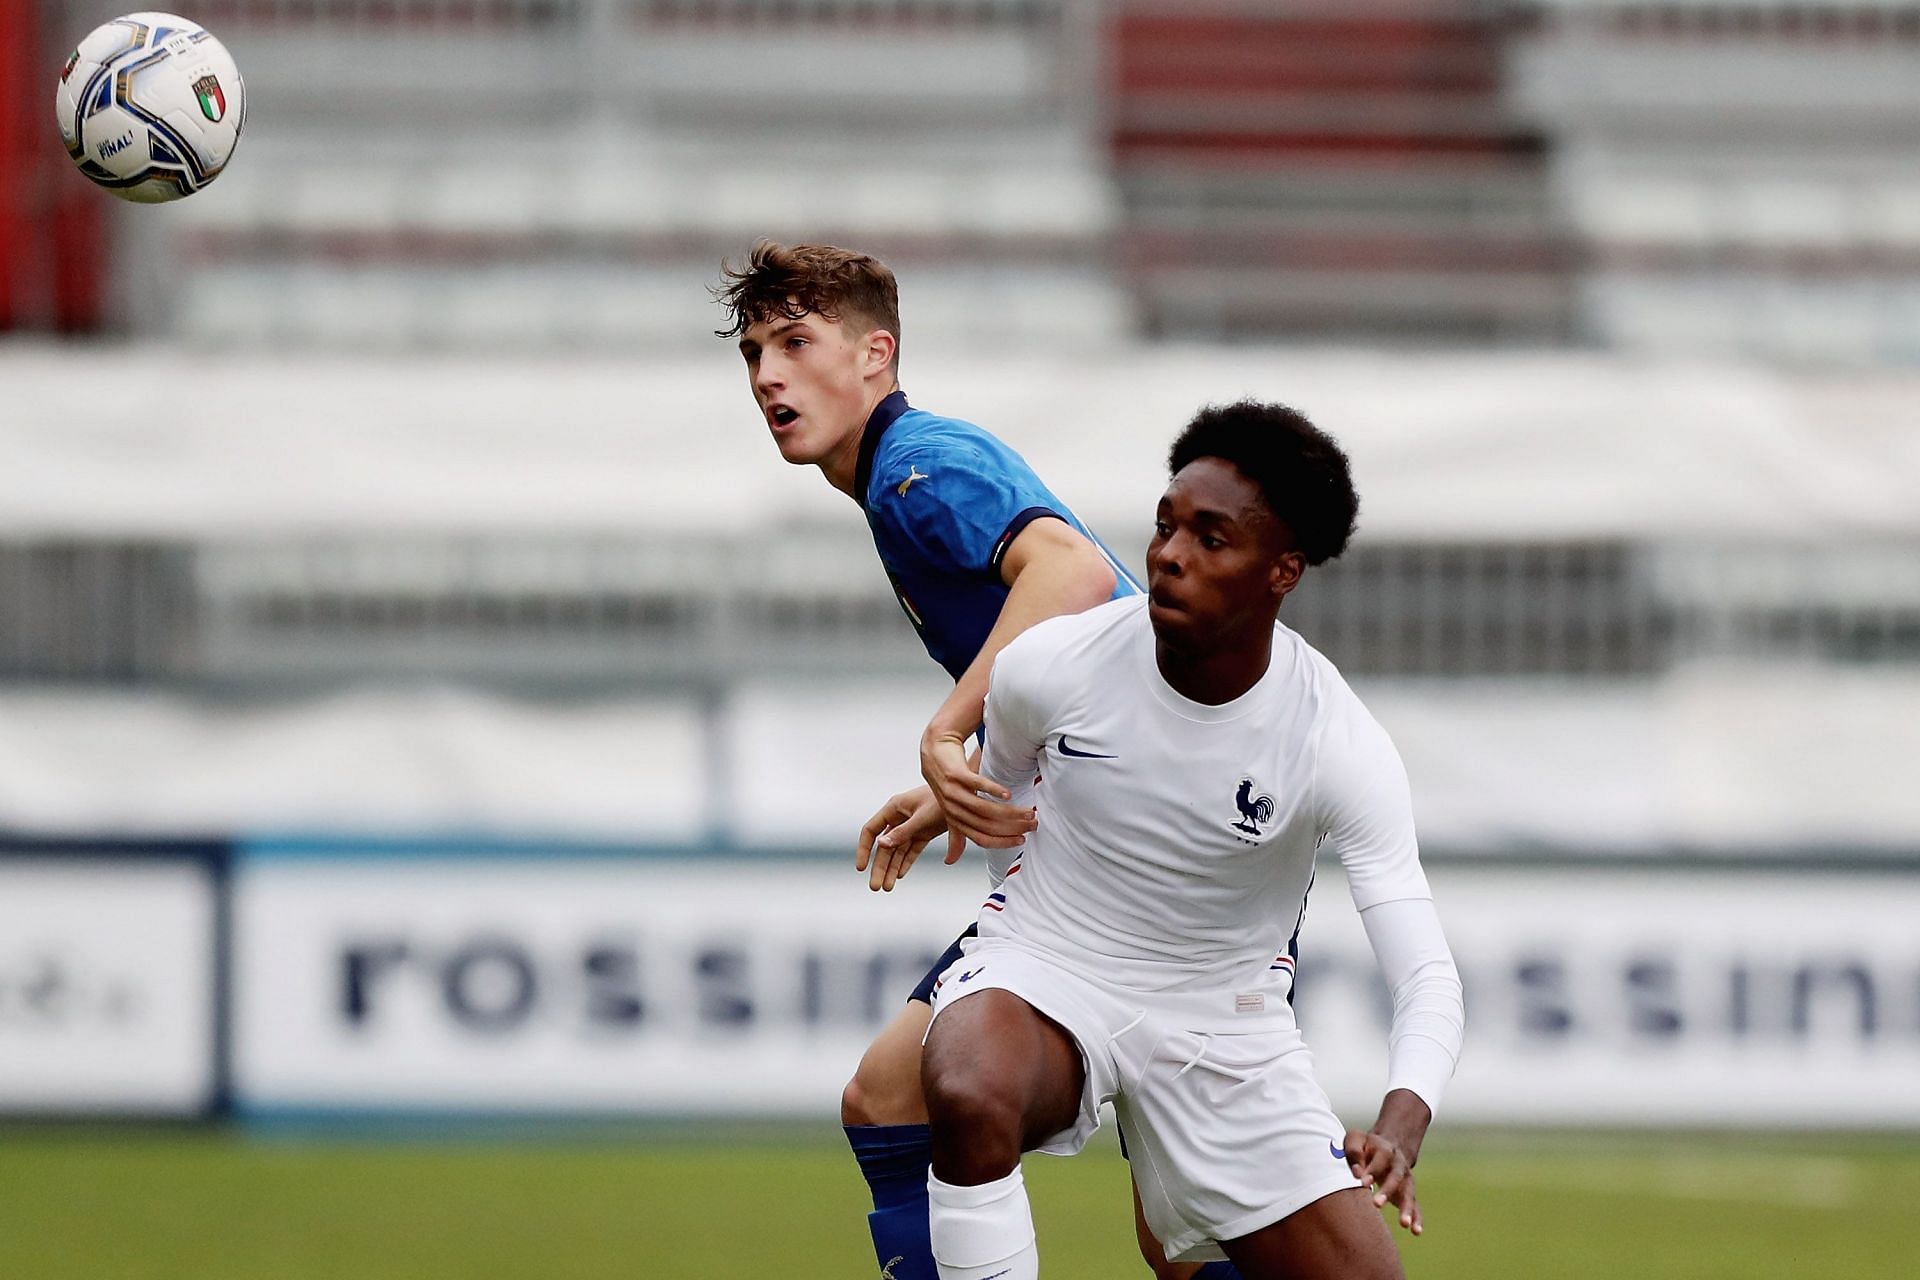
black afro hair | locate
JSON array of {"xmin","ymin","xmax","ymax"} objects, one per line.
[{"xmin": 1167, "ymin": 400, "xmax": 1359, "ymax": 566}]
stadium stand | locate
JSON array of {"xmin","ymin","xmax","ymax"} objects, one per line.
[
  {"xmin": 153, "ymin": 0, "xmax": 1129, "ymax": 348},
  {"xmin": 1503, "ymin": 0, "xmax": 1920, "ymax": 361},
  {"xmin": 16, "ymin": 0, "xmax": 1920, "ymax": 357},
  {"xmin": 1112, "ymin": 0, "xmax": 1575, "ymax": 342}
]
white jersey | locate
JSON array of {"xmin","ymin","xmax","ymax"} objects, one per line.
[{"xmin": 977, "ymin": 594, "xmax": 1432, "ymax": 1032}]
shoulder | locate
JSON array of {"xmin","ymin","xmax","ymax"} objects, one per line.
[
  {"xmin": 988, "ymin": 600, "xmax": 1140, "ymax": 734},
  {"xmin": 1271, "ymin": 621, "xmax": 1354, "ymax": 709},
  {"xmin": 876, "ymin": 411, "xmax": 1038, "ymax": 489},
  {"xmin": 1283, "ymin": 629, "xmax": 1405, "ymax": 797},
  {"xmin": 1000, "ymin": 596, "xmax": 1144, "ymax": 678},
  {"xmin": 1265, "ymin": 622, "xmax": 1377, "ymax": 743}
]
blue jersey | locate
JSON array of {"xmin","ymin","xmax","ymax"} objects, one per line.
[{"xmin": 854, "ymin": 391, "xmax": 1140, "ymax": 682}]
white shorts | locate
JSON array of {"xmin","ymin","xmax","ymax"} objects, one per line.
[{"xmin": 928, "ymin": 939, "xmax": 1362, "ymax": 1264}]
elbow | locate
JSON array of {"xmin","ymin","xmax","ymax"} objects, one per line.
[
  {"xmin": 1395, "ymin": 957, "xmax": 1466, "ymax": 1037},
  {"xmin": 1074, "ymin": 544, "xmax": 1118, "ymax": 608}
]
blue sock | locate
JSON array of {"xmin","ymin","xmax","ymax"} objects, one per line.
[
  {"xmin": 1194, "ymin": 1264, "xmax": 1244, "ymax": 1280},
  {"xmin": 846, "ymin": 1123, "xmax": 936, "ymax": 1280}
]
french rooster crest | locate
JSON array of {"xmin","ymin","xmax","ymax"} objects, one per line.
[{"xmin": 1231, "ymin": 777, "xmax": 1275, "ymax": 836}]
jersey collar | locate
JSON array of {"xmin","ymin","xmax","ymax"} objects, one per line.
[{"xmin": 853, "ymin": 389, "xmax": 912, "ymax": 510}]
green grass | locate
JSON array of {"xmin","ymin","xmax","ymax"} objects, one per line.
[{"xmin": 1, "ymin": 1125, "xmax": 1914, "ymax": 1279}]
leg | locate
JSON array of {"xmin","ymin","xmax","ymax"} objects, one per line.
[
  {"xmin": 921, "ymin": 988, "xmax": 1085, "ymax": 1280},
  {"xmin": 844, "ymin": 998, "xmax": 934, "ymax": 1126},
  {"xmin": 845, "ymin": 931, "xmax": 977, "ymax": 1280},
  {"xmin": 923, "ymin": 988, "xmax": 1084, "ymax": 1183},
  {"xmin": 1220, "ymin": 1187, "xmax": 1402, "ymax": 1280},
  {"xmin": 1131, "ymin": 1178, "xmax": 1196, "ymax": 1279},
  {"xmin": 1131, "ymin": 1179, "xmax": 1242, "ymax": 1280},
  {"xmin": 843, "ymin": 999, "xmax": 937, "ymax": 1280}
]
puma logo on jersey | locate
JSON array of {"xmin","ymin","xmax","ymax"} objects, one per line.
[{"xmin": 895, "ymin": 466, "xmax": 929, "ymax": 496}]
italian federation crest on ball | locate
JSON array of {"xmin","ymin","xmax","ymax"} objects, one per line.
[{"xmin": 54, "ymin": 11, "xmax": 247, "ymax": 204}]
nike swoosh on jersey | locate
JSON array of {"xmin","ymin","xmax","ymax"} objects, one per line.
[{"xmin": 1056, "ymin": 736, "xmax": 1117, "ymax": 759}]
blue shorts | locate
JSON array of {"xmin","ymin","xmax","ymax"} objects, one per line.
[{"xmin": 908, "ymin": 924, "xmax": 978, "ymax": 1005}]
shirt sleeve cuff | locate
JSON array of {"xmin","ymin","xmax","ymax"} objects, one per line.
[{"xmin": 1386, "ymin": 1032, "xmax": 1459, "ymax": 1119}]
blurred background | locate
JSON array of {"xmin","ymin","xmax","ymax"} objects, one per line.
[{"xmin": 3, "ymin": 2, "xmax": 1919, "ymax": 1277}]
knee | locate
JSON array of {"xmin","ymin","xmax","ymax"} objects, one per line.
[
  {"xmin": 1133, "ymin": 1218, "xmax": 1194, "ymax": 1280},
  {"xmin": 841, "ymin": 1055, "xmax": 924, "ymax": 1127},
  {"xmin": 922, "ymin": 1062, "xmax": 1023, "ymax": 1182},
  {"xmin": 1137, "ymin": 1255, "xmax": 1196, "ymax": 1280},
  {"xmin": 839, "ymin": 1071, "xmax": 890, "ymax": 1127},
  {"xmin": 839, "ymin": 1074, "xmax": 871, "ymax": 1127}
]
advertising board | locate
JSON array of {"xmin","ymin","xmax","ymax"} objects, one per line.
[
  {"xmin": 232, "ymin": 845, "xmax": 1920, "ymax": 1126},
  {"xmin": 0, "ymin": 850, "xmax": 219, "ymax": 1115}
]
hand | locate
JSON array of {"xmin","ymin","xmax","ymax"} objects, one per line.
[
  {"xmin": 1343, "ymin": 1125, "xmax": 1422, "ymax": 1236},
  {"xmin": 919, "ymin": 730, "xmax": 1036, "ymax": 868},
  {"xmin": 856, "ymin": 786, "xmax": 948, "ymax": 892}
]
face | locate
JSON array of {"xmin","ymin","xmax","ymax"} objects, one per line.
[
  {"xmin": 1146, "ymin": 457, "xmax": 1304, "ymax": 654},
  {"xmin": 738, "ymin": 309, "xmax": 893, "ymax": 470}
]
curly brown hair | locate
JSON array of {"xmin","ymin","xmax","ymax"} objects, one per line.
[{"xmin": 713, "ymin": 240, "xmax": 901, "ymax": 364}]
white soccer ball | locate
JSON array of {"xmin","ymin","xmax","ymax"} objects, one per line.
[{"xmin": 55, "ymin": 12, "xmax": 245, "ymax": 203}]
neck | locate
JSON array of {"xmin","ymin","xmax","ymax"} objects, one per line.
[
  {"xmin": 1154, "ymin": 619, "xmax": 1276, "ymax": 706},
  {"xmin": 822, "ymin": 379, "xmax": 900, "ymax": 499}
]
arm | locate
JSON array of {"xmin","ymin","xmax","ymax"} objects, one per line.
[
  {"xmin": 1342, "ymin": 897, "xmax": 1464, "ymax": 1236},
  {"xmin": 1318, "ymin": 696, "xmax": 1463, "ymax": 1235},
  {"xmin": 864, "ymin": 615, "xmax": 1061, "ymax": 891},
  {"xmin": 855, "ymin": 745, "xmax": 974, "ymax": 892},
  {"xmin": 919, "ymin": 518, "xmax": 1116, "ymax": 857}
]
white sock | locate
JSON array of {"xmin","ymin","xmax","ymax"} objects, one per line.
[{"xmin": 927, "ymin": 1166, "xmax": 1041, "ymax": 1280}]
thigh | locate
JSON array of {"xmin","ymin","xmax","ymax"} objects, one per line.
[
  {"xmin": 1130, "ymin": 1178, "xmax": 1204, "ymax": 1280},
  {"xmin": 923, "ymin": 987, "xmax": 1084, "ymax": 1147},
  {"xmin": 925, "ymin": 943, "xmax": 1127, "ymax": 1158},
  {"xmin": 843, "ymin": 999, "xmax": 935, "ymax": 1124},
  {"xmin": 1120, "ymin": 1029, "xmax": 1359, "ymax": 1265},
  {"xmin": 1222, "ymin": 1186, "xmax": 1402, "ymax": 1280}
]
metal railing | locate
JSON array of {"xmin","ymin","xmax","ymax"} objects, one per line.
[{"xmin": 6, "ymin": 534, "xmax": 1919, "ymax": 687}]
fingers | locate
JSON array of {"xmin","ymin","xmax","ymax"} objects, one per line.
[
  {"xmin": 870, "ymin": 828, "xmax": 934, "ymax": 893},
  {"xmin": 1364, "ymin": 1142, "xmax": 1397, "ymax": 1205},
  {"xmin": 945, "ymin": 767, "xmax": 1012, "ymax": 803},
  {"xmin": 1379, "ymin": 1169, "xmax": 1420, "ymax": 1235},
  {"xmin": 921, "ymin": 738, "xmax": 1035, "ymax": 848},
  {"xmin": 922, "ymin": 743, "xmax": 1013, "ymax": 804},
  {"xmin": 862, "ymin": 791, "xmax": 947, "ymax": 892},
  {"xmin": 1341, "ymin": 1128, "xmax": 1370, "ymax": 1182},
  {"xmin": 855, "ymin": 809, "xmax": 892, "ymax": 873},
  {"xmin": 944, "ymin": 829, "xmax": 967, "ymax": 865},
  {"xmin": 856, "ymin": 793, "xmax": 917, "ymax": 873},
  {"xmin": 941, "ymin": 797, "xmax": 1037, "ymax": 849},
  {"xmin": 934, "ymin": 785, "xmax": 1031, "ymax": 845},
  {"xmin": 1345, "ymin": 1128, "xmax": 1421, "ymax": 1236},
  {"xmin": 1371, "ymin": 1157, "xmax": 1410, "ymax": 1217}
]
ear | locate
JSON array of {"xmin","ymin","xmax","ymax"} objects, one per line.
[
  {"xmin": 861, "ymin": 328, "xmax": 897, "ymax": 380},
  {"xmin": 1270, "ymin": 551, "xmax": 1306, "ymax": 602}
]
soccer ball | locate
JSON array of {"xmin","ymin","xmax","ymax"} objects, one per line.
[{"xmin": 55, "ymin": 12, "xmax": 245, "ymax": 203}]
